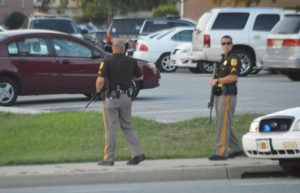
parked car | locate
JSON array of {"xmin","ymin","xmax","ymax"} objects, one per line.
[
  {"xmin": 25, "ymin": 14, "xmax": 88, "ymax": 39},
  {"xmin": 263, "ymin": 14, "xmax": 300, "ymax": 81},
  {"xmin": 171, "ymin": 42, "xmax": 211, "ymax": 73},
  {"xmin": 87, "ymin": 30, "xmax": 107, "ymax": 49},
  {"xmin": 0, "ymin": 30, "xmax": 160, "ymax": 106},
  {"xmin": 0, "ymin": 25, "xmax": 7, "ymax": 32},
  {"xmin": 133, "ymin": 27, "xmax": 194, "ymax": 72},
  {"xmin": 188, "ymin": 7, "xmax": 296, "ymax": 76},
  {"xmin": 242, "ymin": 107, "xmax": 300, "ymax": 176},
  {"xmin": 105, "ymin": 16, "xmax": 196, "ymax": 53}
]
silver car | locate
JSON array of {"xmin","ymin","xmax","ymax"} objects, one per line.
[{"xmin": 263, "ymin": 14, "xmax": 300, "ymax": 81}]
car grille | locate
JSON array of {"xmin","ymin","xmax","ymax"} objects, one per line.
[
  {"xmin": 259, "ymin": 116, "xmax": 295, "ymax": 133},
  {"xmin": 247, "ymin": 149, "xmax": 300, "ymax": 156}
]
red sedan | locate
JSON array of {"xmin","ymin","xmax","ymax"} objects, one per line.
[{"xmin": 0, "ymin": 30, "xmax": 160, "ymax": 106}]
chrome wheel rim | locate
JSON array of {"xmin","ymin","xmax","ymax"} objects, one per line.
[
  {"xmin": 0, "ymin": 82, "xmax": 14, "ymax": 104},
  {"xmin": 161, "ymin": 55, "xmax": 176, "ymax": 71}
]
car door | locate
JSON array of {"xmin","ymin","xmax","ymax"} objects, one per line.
[
  {"xmin": 51, "ymin": 37, "xmax": 103, "ymax": 93},
  {"xmin": 249, "ymin": 13, "xmax": 280, "ymax": 63},
  {"xmin": 7, "ymin": 37, "xmax": 59, "ymax": 94}
]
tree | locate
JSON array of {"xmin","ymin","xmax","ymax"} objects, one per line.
[
  {"xmin": 35, "ymin": 0, "xmax": 54, "ymax": 13},
  {"xmin": 5, "ymin": 12, "xmax": 27, "ymax": 29},
  {"xmin": 210, "ymin": 0, "xmax": 276, "ymax": 7},
  {"xmin": 57, "ymin": 0, "xmax": 69, "ymax": 14},
  {"xmin": 152, "ymin": 5, "xmax": 179, "ymax": 18}
]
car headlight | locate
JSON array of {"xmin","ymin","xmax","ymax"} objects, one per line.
[
  {"xmin": 181, "ymin": 48, "xmax": 189, "ymax": 53},
  {"xmin": 293, "ymin": 119, "xmax": 300, "ymax": 131},
  {"xmin": 249, "ymin": 121, "xmax": 259, "ymax": 133}
]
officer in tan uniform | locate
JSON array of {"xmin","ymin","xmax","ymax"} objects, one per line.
[
  {"xmin": 209, "ymin": 35, "xmax": 244, "ymax": 160},
  {"xmin": 96, "ymin": 39, "xmax": 145, "ymax": 166}
]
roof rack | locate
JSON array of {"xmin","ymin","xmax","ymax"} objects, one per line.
[{"xmin": 29, "ymin": 14, "xmax": 71, "ymax": 19}]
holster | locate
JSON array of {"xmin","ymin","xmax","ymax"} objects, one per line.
[
  {"xmin": 222, "ymin": 84, "xmax": 237, "ymax": 95},
  {"xmin": 213, "ymin": 86, "xmax": 222, "ymax": 96}
]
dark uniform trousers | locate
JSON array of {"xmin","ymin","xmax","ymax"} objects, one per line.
[
  {"xmin": 214, "ymin": 94, "xmax": 242, "ymax": 157},
  {"xmin": 102, "ymin": 94, "xmax": 143, "ymax": 162}
]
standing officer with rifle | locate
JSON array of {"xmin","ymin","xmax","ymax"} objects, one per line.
[
  {"xmin": 208, "ymin": 35, "xmax": 244, "ymax": 161},
  {"xmin": 95, "ymin": 39, "xmax": 145, "ymax": 166}
]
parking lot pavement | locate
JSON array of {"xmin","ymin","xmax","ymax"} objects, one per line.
[{"xmin": 0, "ymin": 158, "xmax": 284, "ymax": 188}]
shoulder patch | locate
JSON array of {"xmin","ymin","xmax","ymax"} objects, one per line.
[{"xmin": 230, "ymin": 58, "xmax": 237, "ymax": 66}]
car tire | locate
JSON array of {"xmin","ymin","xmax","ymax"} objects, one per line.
[
  {"xmin": 250, "ymin": 69, "xmax": 261, "ymax": 75},
  {"xmin": 285, "ymin": 70, "xmax": 300, "ymax": 81},
  {"xmin": 197, "ymin": 61, "xmax": 213, "ymax": 73},
  {"xmin": 279, "ymin": 159, "xmax": 300, "ymax": 177},
  {"xmin": 232, "ymin": 48, "xmax": 254, "ymax": 77},
  {"xmin": 188, "ymin": 67, "xmax": 201, "ymax": 73},
  {"xmin": 0, "ymin": 77, "xmax": 18, "ymax": 106},
  {"xmin": 157, "ymin": 53, "xmax": 178, "ymax": 72}
]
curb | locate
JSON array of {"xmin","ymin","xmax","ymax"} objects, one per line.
[{"xmin": 0, "ymin": 164, "xmax": 284, "ymax": 188}]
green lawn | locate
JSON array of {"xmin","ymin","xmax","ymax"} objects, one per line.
[{"xmin": 0, "ymin": 112, "xmax": 261, "ymax": 165}]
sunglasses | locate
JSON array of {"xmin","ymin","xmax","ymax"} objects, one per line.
[{"xmin": 221, "ymin": 42, "xmax": 232, "ymax": 46}]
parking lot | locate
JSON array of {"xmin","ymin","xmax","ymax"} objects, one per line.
[{"xmin": 7, "ymin": 69, "xmax": 300, "ymax": 123}]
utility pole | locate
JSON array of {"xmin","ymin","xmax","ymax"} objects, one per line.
[{"xmin": 180, "ymin": 0, "xmax": 184, "ymax": 18}]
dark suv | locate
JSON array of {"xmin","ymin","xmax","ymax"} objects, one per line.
[
  {"xmin": 25, "ymin": 15, "xmax": 88, "ymax": 39},
  {"xmin": 105, "ymin": 17, "xmax": 196, "ymax": 53}
]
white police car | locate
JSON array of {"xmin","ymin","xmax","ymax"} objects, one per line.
[{"xmin": 242, "ymin": 107, "xmax": 300, "ymax": 175}]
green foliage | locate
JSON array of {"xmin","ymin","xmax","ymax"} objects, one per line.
[
  {"xmin": 5, "ymin": 12, "xmax": 27, "ymax": 29},
  {"xmin": 35, "ymin": 0, "xmax": 54, "ymax": 13},
  {"xmin": 0, "ymin": 112, "xmax": 260, "ymax": 165},
  {"xmin": 210, "ymin": 0, "xmax": 276, "ymax": 7},
  {"xmin": 56, "ymin": 0, "xmax": 69, "ymax": 14},
  {"xmin": 151, "ymin": 5, "xmax": 179, "ymax": 18}
]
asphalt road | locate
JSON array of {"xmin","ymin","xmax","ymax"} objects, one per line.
[
  {"xmin": 12, "ymin": 70, "xmax": 300, "ymax": 122},
  {"xmin": 1, "ymin": 178, "xmax": 300, "ymax": 193}
]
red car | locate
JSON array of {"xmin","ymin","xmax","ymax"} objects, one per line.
[{"xmin": 0, "ymin": 30, "xmax": 160, "ymax": 106}]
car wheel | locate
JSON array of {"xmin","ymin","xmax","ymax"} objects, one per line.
[
  {"xmin": 285, "ymin": 70, "xmax": 300, "ymax": 81},
  {"xmin": 0, "ymin": 77, "xmax": 18, "ymax": 106},
  {"xmin": 279, "ymin": 159, "xmax": 300, "ymax": 177},
  {"xmin": 250, "ymin": 69, "xmax": 261, "ymax": 75},
  {"xmin": 157, "ymin": 53, "xmax": 178, "ymax": 72},
  {"xmin": 233, "ymin": 49, "xmax": 254, "ymax": 77},
  {"xmin": 197, "ymin": 61, "xmax": 213, "ymax": 73},
  {"xmin": 188, "ymin": 67, "xmax": 201, "ymax": 73}
]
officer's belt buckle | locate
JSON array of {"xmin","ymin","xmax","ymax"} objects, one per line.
[{"xmin": 119, "ymin": 90, "xmax": 128, "ymax": 94}]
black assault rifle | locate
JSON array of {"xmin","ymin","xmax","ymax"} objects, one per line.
[
  {"xmin": 84, "ymin": 92, "xmax": 100, "ymax": 109},
  {"xmin": 208, "ymin": 63, "xmax": 218, "ymax": 125}
]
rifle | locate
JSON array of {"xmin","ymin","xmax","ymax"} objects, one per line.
[
  {"xmin": 84, "ymin": 92, "xmax": 99, "ymax": 109},
  {"xmin": 208, "ymin": 63, "xmax": 218, "ymax": 124}
]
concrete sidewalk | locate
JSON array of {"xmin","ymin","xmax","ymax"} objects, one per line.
[{"xmin": 0, "ymin": 158, "xmax": 284, "ymax": 188}]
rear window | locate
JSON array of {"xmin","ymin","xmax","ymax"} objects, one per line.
[
  {"xmin": 271, "ymin": 15, "xmax": 300, "ymax": 34},
  {"xmin": 211, "ymin": 13, "xmax": 249, "ymax": 30},
  {"xmin": 142, "ymin": 20, "xmax": 170, "ymax": 34},
  {"xmin": 29, "ymin": 19, "xmax": 79, "ymax": 34},
  {"xmin": 253, "ymin": 14, "xmax": 280, "ymax": 31},
  {"xmin": 110, "ymin": 19, "xmax": 144, "ymax": 34}
]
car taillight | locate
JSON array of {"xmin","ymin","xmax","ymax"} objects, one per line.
[
  {"xmin": 267, "ymin": 39, "xmax": 274, "ymax": 47},
  {"xmin": 140, "ymin": 44, "xmax": 148, "ymax": 51},
  {"xmin": 282, "ymin": 39, "xmax": 300, "ymax": 47},
  {"xmin": 132, "ymin": 42, "xmax": 136, "ymax": 50},
  {"xmin": 204, "ymin": 34, "xmax": 210, "ymax": 48},
  {"xmin": 106, "ymin": 31, "xmax": 110, "ymax": 44}
]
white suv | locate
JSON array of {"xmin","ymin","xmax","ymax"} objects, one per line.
[{"xmin": 186, "ymin": 7, "xmax": 295, "ymax": 76}]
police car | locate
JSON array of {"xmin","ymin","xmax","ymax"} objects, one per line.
[{"xmin": 242, "ymin": 107, "xmax": 300, "ymax": 174}]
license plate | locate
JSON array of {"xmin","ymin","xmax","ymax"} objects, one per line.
[
  {"xmin": 256, "ymin": 139, "xmax": 271, "ymax": 152},
  {"xmin": 273, "ymin": 40, "xmax": 283, "ymax": 48}
]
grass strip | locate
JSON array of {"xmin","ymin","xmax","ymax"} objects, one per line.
[{"xmin": 0, "ymin": 112, "xmax": 261, "ymax": 165}]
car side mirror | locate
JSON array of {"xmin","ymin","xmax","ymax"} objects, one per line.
[
  {"xmin": 92, "ymin": 50, "xmax": 102, "ymax": 59},
  {"xmin": 81, "ymin": 29, "xmax": 88, "ymax": 35}
]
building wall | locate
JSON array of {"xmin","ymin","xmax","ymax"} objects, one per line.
[{"xmin": 184, "ymin": 0, "xmax": 300, "ymax": 20}]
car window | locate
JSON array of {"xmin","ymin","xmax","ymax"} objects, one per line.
[
  {"xmin": 156, "ymin": 30, "xmax": 173, "ymax": 40},
  {"xmin": 53, "ymin": 38, "xmax": 92, "ymax": 57},
  {"xmin": 142, "ymin": 20, "xmax": 170, "ymax": 34},
  {"xmin": 7, "ymin": 38, "xmax": 49, "ymax": 56},
  {"xmin": 110, "ymin": 19, "xmax": 144, "ymax": 34},
  {"xmin": 170, "ymin": 21, "xmax": 190, "ymax": 27},
  {"xmin": 29, "ymin": 19, "xmax": 79, "ymax": 34},
  {"xmin": 253, "ymin": 14, "xmax": 280, "ymax": 31},
  {"xmin": 171, "ymin": 30, "xmax": 193, "ymax": 41},
  {"xmin": 271, "ymin": 15, "xmax": 300, "ymax": 34},
  {"xmin": 211, "ymin": 13, "xmax": 250, "ymax": 30}
]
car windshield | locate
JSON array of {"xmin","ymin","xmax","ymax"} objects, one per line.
[
  {"xmin": 271, "ymin": 15, "xmax": 300, "ymax": 34},
  {"xmin": 29, "ymin": 19, "xmax": 80, "ymax": 34}
]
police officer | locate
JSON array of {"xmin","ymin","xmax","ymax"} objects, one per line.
[
  {"xmin": 209, "ymin": 35, "xmax": 244, "ymax": 160},
  {"xmin": 96, "ymin": 39, "xmax": 145, "ymax": 166}
]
